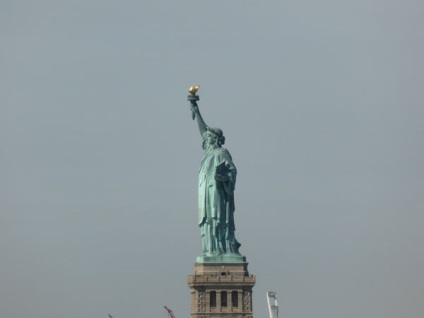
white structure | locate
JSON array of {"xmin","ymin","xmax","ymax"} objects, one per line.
[{"xmin": 266, "ymin": 291, "xmax": 278, "ymax": 318}]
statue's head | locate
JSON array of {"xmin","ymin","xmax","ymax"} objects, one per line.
[{"xmin": 203, "ymin": 127, "xmax": 225, "ymax": 149}]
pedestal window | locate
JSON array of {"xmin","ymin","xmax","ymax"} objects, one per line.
[
  {"xmin": 221, "ymin": 291, "xmax": 227, "ymax": 307},
  {"xmin": 232, "ymin": 291, "xmax": 238, "ymax": 307},
  {"xmin": 210, "ymin": 291, "xmax": 216, "ymax": 307}
]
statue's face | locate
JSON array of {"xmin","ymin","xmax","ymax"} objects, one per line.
[{"xmin": 205, "ymin": 131, "xmax": 218, "ymax": 145}]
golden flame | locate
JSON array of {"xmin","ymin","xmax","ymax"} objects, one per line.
[{"xmin": 188, "ymin": 85, "xmax": 200, "ymax": 94}]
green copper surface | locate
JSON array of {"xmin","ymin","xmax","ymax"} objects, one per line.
[
  {"xmin": 188, "ymin": 90, "xmax": 243, "ymax": 263},
  {"xmin": 196, "ymin": 254, "xmax": 247, "ymax": 263}
]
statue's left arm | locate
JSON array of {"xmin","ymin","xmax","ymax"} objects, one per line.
[{"xmin": 214, "ymin": 150, "xmax": 237, "ymax": 189}]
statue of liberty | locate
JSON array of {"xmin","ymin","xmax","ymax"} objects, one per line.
[{"xmin": 187, "ymin": 86, "xmax": 241, "ymax": 257}]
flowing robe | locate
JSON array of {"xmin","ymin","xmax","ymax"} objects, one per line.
[{"xmin": 198, "ymin": 147, "xmax": 240, "ymax": 255}]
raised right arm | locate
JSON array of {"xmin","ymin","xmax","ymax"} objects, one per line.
[{"xmin": 191, "ymin": 102, "xmax": 208, "ymax": 137}]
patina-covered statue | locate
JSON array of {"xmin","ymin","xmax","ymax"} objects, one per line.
[{"xmin": 188, "ymin": 86, "xmax": 244, "ymax": 262}]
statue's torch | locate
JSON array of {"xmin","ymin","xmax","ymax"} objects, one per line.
[{"xmin": 187, "ymin": 85, "xmax": 200, "ymax": 120}]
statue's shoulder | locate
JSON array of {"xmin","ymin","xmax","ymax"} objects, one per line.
[
  {"xmin": 217, "ymin": 147, "xmax": 233, "ymax": 159},
  {"xmin": 217, "ymin": 147, "xmax": 229, "ymax": 154}
]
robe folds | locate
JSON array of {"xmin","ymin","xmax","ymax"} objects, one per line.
[{"xmin": 198, "ymin": 147, "xmax": 240, "ymax": 255}]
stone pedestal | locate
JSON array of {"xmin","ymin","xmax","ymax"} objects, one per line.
[{"xmin": 187, "ymin": 262, "xmax": 256, "ymax": 318}]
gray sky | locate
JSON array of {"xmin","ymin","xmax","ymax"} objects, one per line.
[{"xmin": 1, "ymin": 1, "xmax": 423, "ymax": 318}]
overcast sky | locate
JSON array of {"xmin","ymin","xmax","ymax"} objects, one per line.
[{"xmin": 1, "ymin": 1, "xmax": 423, "ymax": 318}]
